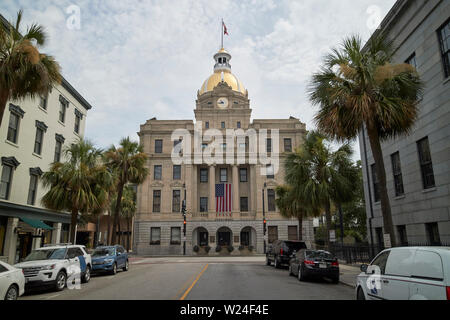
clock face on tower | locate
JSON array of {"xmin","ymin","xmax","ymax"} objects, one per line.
[{"xmin": 217, "ymin": 97, "xmax": 229, "ymax": 109}]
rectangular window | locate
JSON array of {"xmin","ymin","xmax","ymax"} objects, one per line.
[
  {"xmin": 59, "ymin": 101, "xmax": 66, "ymax": 123},
  {"xmin": 268, "ymin": 226, "xmax": 278, "ymax": 244},
  {"xmin": 288, "ymin": 226, "xmax": 299, "ymax": 241},
  {"xmin": 405, "ymin": 52, "xmax": 417, "ymax": 69},
  {"xmin": 173, "ymin": 165, "xmax": 181, "ymax": 180},
  {"xmin": 391, "ymin": 152, "xmax": 404, "ymax": 196},
  {"xmin": 239, "ymin": 168, "xmax": 248, "ymax": 182},
  {"xmin": 172, "ymin": 190, "xmax": 181, "ymax": 212},
  {"xmin": 397, "ymin": 225, "xmax": 408, "ymax": 246},
  {"xmin": 34, "ymin": 128, "xmax": 44, "ymax": 155},
  {"xmin": 426, "ymin": 223, "xmax": 441, "ymax": 246},
  {"xmin": 240, "ymin": 197, "xmax": 248, "ymax": 212},
  {"xmin": 437, "ymin": 18, "xmax": 450, "ymax": 78},
  {"xmin": 74, "ymin": 113, "xmax": 81, "ymax": 134},
  {"xmin": 220, "ymin": 168, "xmax": 228, "ymax": 182},
  {"xmin": 221, "ymin": 122, "xmax": 225, "ymax": 129},
  {"xmin": 154, "ymin": 165, "xmax": 162, "ymax": 180},
  {"xmin": 284, "ymin": 138, "xmax": 292, "ymax": 152},
  {"xmin": 171, "ymin": 227, "xmax": 181, "ymax": 245},
  {"xmin": 417, "ymin": 137, "xmax": 435, "ymax": 189},
  {"xmin": 27, "ymin": 174, "xmax": 38, "ymax": 205},
  {"xmin": 266, "ymin": 138, "xmax": 272, "ymax": 153},
  {"xmin": 200, "ymin": 168, "xmax": 208, "ymax": 183},
  {"xmin": 0, "ymin": 166, "xmax": 13, "ymax": 200},
  {"xmin": 7, "ymin": 113, "xmax": 19, "ymax": 144},
  {"xmin": 205, "ymin": 122, "xmax": 209, "ymax": 129},
  {"xmin": 39, "ymin": 95, "xmax": 47, "ymax": 110},
  {"xmin": 155, "ymin": 140, "xmax": 163, "ymax": 153},
  {"xmin": 200, "ymin": 197, "xmax": 208, "ymax": 212},
  {"xmin": 153, "ymin": 190, "xmax": 161, "ymax": 213},
  {"xmin": 267, "ymin": 189, "xmax": 276, "ymax": 211},
  {"xmin": 150, "ymin": 227, "xmax": 161, "ymax": 245},
  {"xmin": 266, "ymin": 165, "xmax": 275, "ymax": 179},
  {"xmin": 237, "ymin": 121, "xmax": 241, "ymax": 128},
  {"xmin": 371, "ymin": 164, "xmax": 380, "ymax": 202},
  {"xmin": 54, "ymin": 140, "xmax": 63, "ymax": 162}
]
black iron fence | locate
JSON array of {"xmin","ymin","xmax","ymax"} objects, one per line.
[{"xmin": 316, "ymin": 242, "xmax": 450, "ymax": 265}]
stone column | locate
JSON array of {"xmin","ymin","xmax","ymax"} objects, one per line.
[
  {"xmin": 209, "ymin": 165, "xmax": 216, "ymax": 215},
  {"xmin": 52, "ymin": 223, "xmax": 62, "ymax": 244},
  {"xmin": 249, "ymin": 165, "xmax": 256, "ymax": 213},
  {"xmin": 192, "ymin": 165, "xmax": 198, "ymax": 213},
  {"xmin": 4, "ymin": 218, "xmax": 18, "ymax": 264},
  {"xmin": 232, "ymin": 165, "xmax": 240, "ymax": 214}
]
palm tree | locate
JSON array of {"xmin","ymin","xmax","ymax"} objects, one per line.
[
  {"xmin": 104, "ymin": 137, "xmax": 148, "ymax": 245},
  {"xmin": 275, "ymin": 185, "xmax": 307, "ymax": 241},
  {"xmin": 283, "ymin": 131, "xmax": 355, "ymax": 248},
  {"xmin": 121, "ymin": 186, "xmax": 137, "ymax": 252},
  {"xmin": 309, "ymin": 34, "xmax": 423, "ymax": 247},
  {"xmin": 0, "ymin": 10, "xmax": 61, "ymax": 126},
  {"xmin": 41, "ymin": 139, "xmax": 113, "ymax": 243}
]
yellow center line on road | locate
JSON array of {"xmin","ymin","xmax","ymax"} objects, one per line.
[{"xmin": 179, "ymin": 263, "xmax": 209, "ymax": 300}]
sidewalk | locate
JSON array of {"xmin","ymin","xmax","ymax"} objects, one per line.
[{"xmin": 338, "ymin": 263, "xmax": 361, "ymax": 288}]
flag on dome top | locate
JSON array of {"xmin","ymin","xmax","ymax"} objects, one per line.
[{"xmin": 223, "ymin": 21, "xmax": 229, "ymax": 36}]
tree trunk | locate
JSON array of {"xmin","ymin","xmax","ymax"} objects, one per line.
[
  {"xmin": 366, "ymin": 124, "xmax": 397, "ymax": 247},
  {"xmin": 70, "ymin": 208, "xmax": 78, "ymax": 244},
  {"xmin": 0, "ymin": 89, "xmax": 9, "ymax": 128},
  {"xmin": 107, "ymin": 210, "xmax": 111, "ymax": 245},
  {"xmin": 126, "ymin": 217, "xmax": 131, "ymax": 252},
  {"xmin": 111, "ymin": 182, "xmax": 124, "ymax": 245},
  {"xmin": 297, "ymin": 215, "xmax": 303, "ymax": 241},
  {"xmin": 324, "ymin": 200, "xmax": 332, "ymax": 250},
  {"xmin": 118, "ymin": 220, "xmax": 121, "ymax": 246}
]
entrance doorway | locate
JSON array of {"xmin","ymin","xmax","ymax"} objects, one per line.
[
  {"xmin": 217, "ymin": 227, "xmax": 232, "ymax": 246},
  {"xmin": 199, "ymin": 232, "xmax": 208, "ymax": 246},
  {"xmin": 15, "ymin": 233, "xmax": 33, "ymax": 263}
]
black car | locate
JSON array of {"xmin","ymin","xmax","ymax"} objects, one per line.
[
  {"xmin": 289, "ymin": 249, "xmax": 340, "ymax": 283},
  {"xmin": 266, "ymin": 240, "xmax": 307, "ymax": 268}
]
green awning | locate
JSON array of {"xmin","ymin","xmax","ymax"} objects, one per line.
[{"xmin": 20, "ymin": 217, "xmax": 53, "ymax": 230}]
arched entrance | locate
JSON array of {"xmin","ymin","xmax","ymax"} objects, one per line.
[
  {"xmin": 192, "ymin": 227, "xmax": 209, "ymax": 247},
  {"xmin": 216, "ymin": 227, "xmax": 233, "ymax": 246},
  {"xmin": 240, "ymin": 226, "xmax": 257, "ymax": 248}
]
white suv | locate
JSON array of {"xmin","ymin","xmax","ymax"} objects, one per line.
[
  {"xmin": 14, "ymin": 244, "xmax": 92, "ymax": 292},
  {"xmin": 356, "ymin": 247, "xmax": 450, "ymax": 300}
]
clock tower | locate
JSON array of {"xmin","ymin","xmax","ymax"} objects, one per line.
[{"xmin": 195, "ymin": 48, "xmax": 251, "ymax": 129}]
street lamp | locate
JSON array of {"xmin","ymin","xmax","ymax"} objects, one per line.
[
  {"xmin": 262, "ymin": 182, "xmax": 267, "ymax": 254},
  {"xmin": 182, "ymin": 183, "xmax": 186, "ymax": 256}
]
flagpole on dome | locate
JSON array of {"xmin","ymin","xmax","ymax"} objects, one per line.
[{"xmin": 221, "ymin": 18, "xmax": 224, "ymax": 49}]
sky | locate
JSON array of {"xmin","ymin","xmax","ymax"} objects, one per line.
[{"xmin": 1, "ymin": 0, "xmax": 397, "ymax": 160}]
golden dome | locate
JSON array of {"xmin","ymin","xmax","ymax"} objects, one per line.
[
  {"xmin": 200, "ymin": 48, "xmax": 246, "ymax": 95},
  {"xmin": 200, "ymin": 70, "xmax": 246, "ymax": 95}
]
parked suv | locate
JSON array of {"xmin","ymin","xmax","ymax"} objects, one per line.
[
  {"xmin": 91, "ymin": 245, "xmax": 129, "ymax": 275},
  {"xmin": 14, "ymin": 244, "xmax": 92, "ymax": 292},
  {"xmin": 356, "ymin": 247, "xmax": 450, "ymax": 300},
  {"xmin": 266, "ymin": 240, "xmax": 307, "ymax": 268}
]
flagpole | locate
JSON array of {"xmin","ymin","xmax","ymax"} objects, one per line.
[{"xmin": 221, "ymin": 18, "xmax": 223, "ymax": 49}]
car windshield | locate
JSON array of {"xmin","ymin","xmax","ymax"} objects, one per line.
[
  {"xmin": 306, "ymin": 251, "xmax": 334, "ymax": 260},
  {"xmin": 23, "ymin": 248, "xmax": 67, "ymax": 261},
  {"xmin": 92, "ymin": 248, "xmax": 115, "ymax": 257}
]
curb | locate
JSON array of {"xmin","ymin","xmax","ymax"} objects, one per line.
[{"xmin": 339, "ymin": 280, "xmax": 356, "ymax": 289}]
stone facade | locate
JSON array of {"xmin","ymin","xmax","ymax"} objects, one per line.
[
  {"xmin": 359, "ymin": 0, "xmax": 450, "ymax": 245},
  {"xmin": 134, "ymin": 48, "xmax": 314, "ymax": 256}
]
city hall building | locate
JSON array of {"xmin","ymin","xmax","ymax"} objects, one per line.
[{"xmin": 134, "ymin": 47, "xmax": 315, "ymax": 256}]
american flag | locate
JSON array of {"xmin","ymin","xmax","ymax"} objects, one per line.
[{"xmin": 215, "ymin": 184, "xmax": 232, "ymax": 214}]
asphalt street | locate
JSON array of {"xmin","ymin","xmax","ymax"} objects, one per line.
[{"xmin": 20, "ymin": 257, "xmax": 355, "ymax": 300}]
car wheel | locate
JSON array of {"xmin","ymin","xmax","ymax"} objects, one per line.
[
  {"xmin": 298, "ymin": 265, "xmax": 306, "ymax": 282},
  {"xmin": 111, "ymin": 263, "xmax": 117, "ymax": 275},
  {"xmin": 5, "ymin": 285, "xmax": 18, "ymax": 300},
  {"xmin": 357, "ymin": 287, "xmax": 366, "ymax": 300},
  {"xmin": 123, "ymin": 260, "xmax": 129, "ymax": 272},
  {"xmin": 82, "ymin": 266, "xmax": 91, "ymax": 283},
  {"xmin": 55, "ymin": 271, "xmax": 67, "ymax": 292},
  {"xmin": 288, "ymin": 265, "xmax": 293, "ymax": 276},
  {"xmin": 274, "ymin": 257, "xmax": 279, "ymax": 269}
]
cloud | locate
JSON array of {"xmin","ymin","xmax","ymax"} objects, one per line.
[{"xmin": 0, "ymin": 0, "xmax": 396, "ymax": 160}]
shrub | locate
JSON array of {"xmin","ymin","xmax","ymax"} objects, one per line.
[
  {"xmin": 193, "ymin": 245, "xmax": 199, "ymax": 253},
  {"xmin": 204, "ymin": 246, "xmax": 211, "ymax": 253},
  {"xmin": 227, "ymin": 246, "xmax": 234, "ymax": 253},
  {"xmin": 215, "ymin": 245, "xmax": 222, "ymax": 253}
]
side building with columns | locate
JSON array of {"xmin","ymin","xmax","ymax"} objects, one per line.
[
  {"xmin": 134, "ymin": 47, "xmax": 314, "ymax": 256},
  {"xmin": 0, "ymin": 13, "xmax": 92, "ymax": 264}
]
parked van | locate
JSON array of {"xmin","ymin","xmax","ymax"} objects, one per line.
[{"xmin": 356, "ymin": 247, "xmax": 450, "ymax": 300}]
